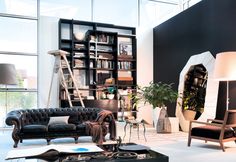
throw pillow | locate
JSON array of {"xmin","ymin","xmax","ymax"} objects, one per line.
[{"xmin": 48, "ymin": 116, "xmax": 69, "ymax": 125}]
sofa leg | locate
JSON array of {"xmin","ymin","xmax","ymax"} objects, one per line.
[
  {"xmin": 74, "ymin": 137, "xmax": 78, "ymax": 143},
  {"xmin": 46, "ymin": 139, "xmax": 51, "ymax": 145},
  {"xmin": 20, "ymin": 139, "xmax": 23, "ymax": 143},
  {"xmin": 13, "ymin": 140, "xmax": 19, "ymax": 148}
]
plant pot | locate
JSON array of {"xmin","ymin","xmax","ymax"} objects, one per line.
[
  {"xmin": 107, "ymin": 94, "xmax": 115, "ymax": 100},
  {"xmin": 152, "ymin": 107, "xmax": 161, "ymax": 128},
  {"xmin": 156, "ymin": 107, "xmax": 171, "ymax": 133},
  {"xmin": 183, "ymin": 110, "xmax": 196, "ymax": 121}
]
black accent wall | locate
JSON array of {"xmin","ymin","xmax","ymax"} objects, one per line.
[{"xmin": 153, "ymin": 0, "xmax": 236, "ymax": 118}]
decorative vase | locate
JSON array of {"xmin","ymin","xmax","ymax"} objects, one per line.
[
  {"xmin": 156, "ymin": 107, "xmax": 171, "ymax": 133},
  {"xmin": 107, "ymin": 94, "xmax": 115, "ymax": 100},
  {"xmin": 152, "ymin": 107, "xmax": 161, "ymax": 128},
  {"xmin": 74, "ymin": 32, "xmax": 85, "ymax": 41}
]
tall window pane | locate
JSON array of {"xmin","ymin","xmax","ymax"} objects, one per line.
[
  {"xmin": 0, "ymin": 1, "xmax": 38, "ymax": 128},
  {"xmin": 0, "ymin": 92, "xmax": 37, "ymax": 127},
  {"xmin": 40, "ymin": 0, "xmax": 91, "ymax": 21},
  {"xmin": 0, "ymin": 54, "xmax": 37, "ymax": 89},
  {"xmin": 0, "ymin": 0, "xmax": 37, "ymax": 17},
  {"xmin": 141, "ymin": 0, "xmax": 179, "ymax": 27},
  {"xmin": 0, "ymin": 17, "xmax": 37, "ymax": 53},
  {"xmin": 93, "ymin": 0, "xmax": 138, "ymax": 26}
]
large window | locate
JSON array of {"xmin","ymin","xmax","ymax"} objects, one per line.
[
  {"xmin": 0, "ymin": 17, "xmax": 37, "ymax": 53},
  {"xmin": 93, "ymin": 0, "xmax": 138, "ymax": 26},
  {"xmin": 40, "ymin": 0, "xmax": 91, "ymax": 21},
  {"xmin": 182, "ymin": 0, "xmax": 202, "ymax": 10},
  {"xmin": 141, "ymin": 0, "xmax": 180, "ymax": 27},
  {"xmin": 0, "ymin": 0, "xmax": 37, "ymax": 127},
  {"xmin": 0, "ymin": 0, "xmax": 37, "ymax": 17}
]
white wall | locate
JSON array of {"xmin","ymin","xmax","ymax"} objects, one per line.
[{"xmin": 39, "ymin": 16, "xmax": 59, "ymax": 108}]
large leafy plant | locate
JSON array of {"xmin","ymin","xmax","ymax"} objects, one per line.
[{"xmin": 142, "ymin": 82, "xmax": 178, "ymax": 108}]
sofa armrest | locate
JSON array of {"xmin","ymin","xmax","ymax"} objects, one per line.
[{"xmin": 5, "ymin": 110, "xmax": 23, "ymax": 130}]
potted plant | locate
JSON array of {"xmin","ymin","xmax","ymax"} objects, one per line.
[
  {"xmin": 142, "ymin": 82, "xmax": 178, "ymax": 108},
  {"xmin": 106, "ymin": 86, "xmax": 116, "ymax": 99},
  {"xmin": 182, "ymin": 90, "xmax": 205, "ymax": 120},
  {"xmin": 141, "ymin": 81, "xmax": 178, "ymax": 132}
]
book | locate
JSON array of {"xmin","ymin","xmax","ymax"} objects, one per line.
[{"xmin": 6, "ymin": 144, "xmax": 104, "ymax": 160}]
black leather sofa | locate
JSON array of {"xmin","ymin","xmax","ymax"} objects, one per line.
[{"xmin": 5, "ymin": 107, "xmax": 116, "ymax": 148}]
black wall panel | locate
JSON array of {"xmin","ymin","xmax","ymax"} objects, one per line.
[{"xmin": 153, "ymin": 0, "xmax": 236, "ymax": 118}]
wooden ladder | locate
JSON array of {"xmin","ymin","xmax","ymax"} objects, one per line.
[{"xmin": 47, "ymin": 50, "xmax": 85, "ymax": 108}]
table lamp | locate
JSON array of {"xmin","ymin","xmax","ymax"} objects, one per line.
[
  {"xmin": 0, "ymin": 64, "xmax": 17, "ymax": 121},
  {"xmin": 213, "ymin": 52, "xmax": 236, "ymax": 110}
]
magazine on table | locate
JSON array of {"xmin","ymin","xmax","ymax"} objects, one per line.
[{"xmin": 6, "ymin": 144, "xmax": 104, "ymax": 160}]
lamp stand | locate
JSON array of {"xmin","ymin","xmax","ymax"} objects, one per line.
[
  {"xmin": 4, "ymin": 85, "xmax": 8, "ymax": 128},
  {"xmin": 226, "ymin": 81, "xmax": 229, "ymax": 110}
]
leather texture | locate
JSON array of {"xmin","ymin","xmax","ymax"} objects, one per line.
[{"xmin": 5, "ymin": 107, "xmax": 115, "ymax": 147}]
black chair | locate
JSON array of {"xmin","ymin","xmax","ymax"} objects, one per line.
[{"xmin": 188, "ymin": 110, "xmax": 236, "ymax": 151}]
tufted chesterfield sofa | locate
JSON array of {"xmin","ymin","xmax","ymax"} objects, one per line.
[{"xmin": 5, "ymin": 107, "xmax": 116, "ymax": 148}]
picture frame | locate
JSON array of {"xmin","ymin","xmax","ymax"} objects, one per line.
[{"xmin": 119, "ymin": 42, "xmax": 132, "ymax": 56}]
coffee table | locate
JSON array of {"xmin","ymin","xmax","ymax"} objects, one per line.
[{"xmin": 10, "ymin": 143, "xmax": 169, "ymax": 162}]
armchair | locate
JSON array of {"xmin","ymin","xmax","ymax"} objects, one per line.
[{"xmin": 188, "ymin": 110, "xmax": 236, "ymax": 151}]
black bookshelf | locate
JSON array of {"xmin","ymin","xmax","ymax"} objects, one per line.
[{"xmin": 58, "ymin": 19, "xmax": 137, "ymax": 117}]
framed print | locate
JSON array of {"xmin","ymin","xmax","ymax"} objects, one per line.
[{"xmin": 119, "ymin": 42, "xmax": 132, "ymax": 56}]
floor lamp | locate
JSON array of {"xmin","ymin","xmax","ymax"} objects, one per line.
[
  {"xmin": 214, "ymin": 52, "xmax": 236, "ymax": 110},
  {"xmin": 0, "ymin": 64, "xmax": 17, "ymax": 127}
]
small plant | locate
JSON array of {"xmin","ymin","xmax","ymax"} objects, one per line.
[
  {"xmin": 107, "ymin": 86, "xmax": 116, "ymax": 94},
  {"xmin": 142, "ymin": 81, "xmax": 178, "ymax": 109},
  {"xmin": 105, "ymin": 86, "xmax": 116, "ymax": 100},
  {"xmin": 128, "ymin": 86, "xmax": 142, "ymax": 110}
]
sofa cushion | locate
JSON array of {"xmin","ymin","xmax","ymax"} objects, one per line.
[
  {"xmin": 48, "ymin": 123, "xmax": 76, "ymax": 132},
  {"xmin": 22, "ymin": 124, "xmax": 48, "ymax": 133},
  {"xmin": 48, "ymin": 116, "xmax": 69, "ymax": 125},
  {"xmin": 76, "ymin": 123, "xmax": 86, "ymax": 133}
]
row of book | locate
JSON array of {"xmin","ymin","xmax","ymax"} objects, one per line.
[
  {"xmin": 89, "ymin": 34, "xmax": 115, "ymax": 44},
  {"xmin": 75, "ymin": 44, "xmax": 86, "ymax": 50},
  {"xmin": 118, "ymin": 61, "xmax": 133, "ymax": 70},
  {"xmin": 97, "ymin": 60, "xmax": 113, "ymax": 69}
]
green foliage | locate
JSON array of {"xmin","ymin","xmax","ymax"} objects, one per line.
[
  {"xmin": 141, "ymin": 81, "xmax": 178, "ymax": 108},
  {"xmin": 128, "ymin": 86, "xmax": 142, "ymax": 110},
  {"xmin": 182, "ymin": 90, "xmax": 204, "ymax": 112},
  {"xmin": 103, "ymin": 86, "xmax": 116, "ymax": 94},
  {"xmin": 0, "ymin": 73, "xmax": 36, "ymax": 112},
  {"xmin": 106, "ymin": 86, "xmax": 116, "ymax": 94}
]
